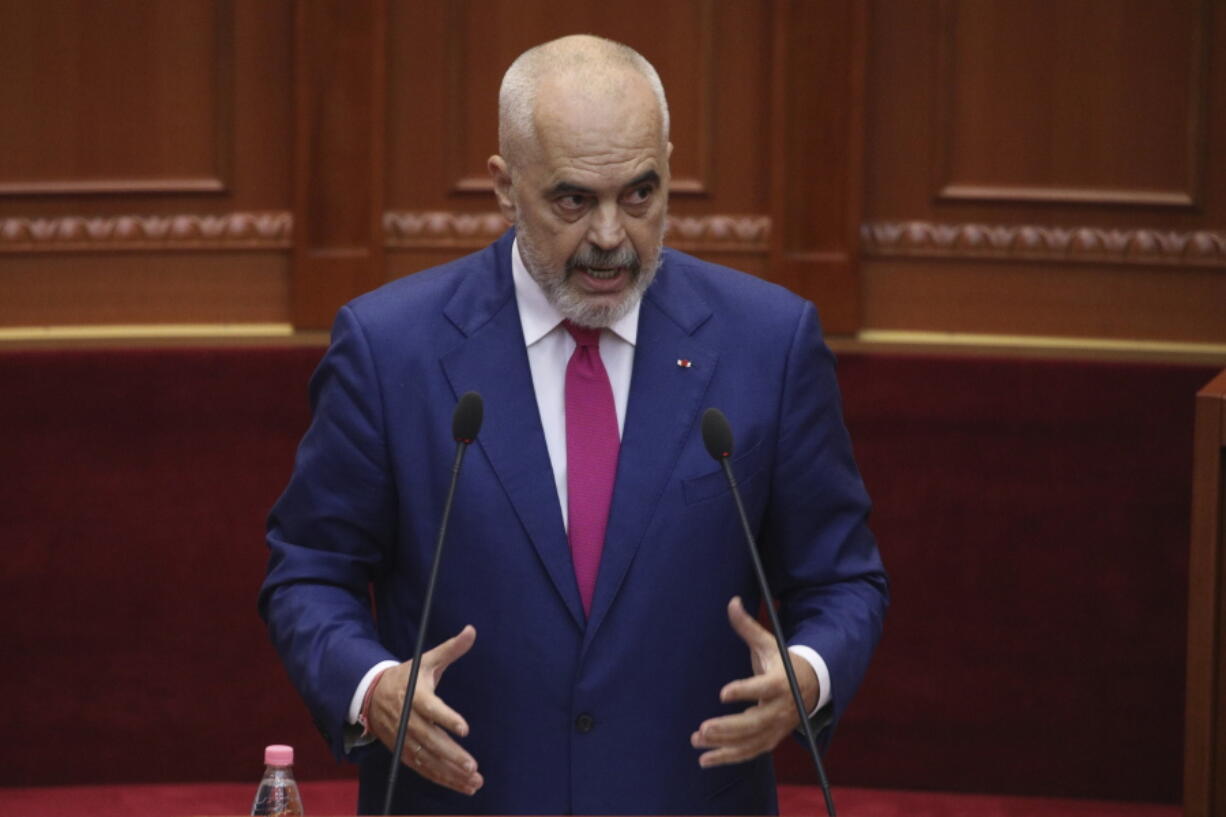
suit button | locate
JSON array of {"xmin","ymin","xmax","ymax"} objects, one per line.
[{"xmin": 575, "ymin": 713, "xmax": 595, "ymax": 733}]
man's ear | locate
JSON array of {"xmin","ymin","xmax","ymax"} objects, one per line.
[{"xmin": 488, "ymin": 155, "xmax": 517, "ymax": 222}]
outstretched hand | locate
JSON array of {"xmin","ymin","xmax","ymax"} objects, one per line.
[
  {"xmin": 366, "ymin": 625, "xmax": 483, "ymax": 795},
  {"xmin": 691, "ymin": 597, "xmax": 819, "ymax": 768}
]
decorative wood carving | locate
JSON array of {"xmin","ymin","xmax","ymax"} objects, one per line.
[
  {"xmin": 861, "ymin": 220, "xmax": 1226, "ymax": 268},
  {"xmin": 383, "ymin": 211, "xmax": 771, "ymax": 252},
  {"xmin": 0, "ymin": 212, "xmax": 292, "ymax": 253}
]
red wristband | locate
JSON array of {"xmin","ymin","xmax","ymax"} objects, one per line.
[{"xmin": 357, "ymin": 668, "xmax": 389, "ymax": 736}]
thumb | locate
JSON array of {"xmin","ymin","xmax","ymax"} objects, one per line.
[
  {"xmin": 424, "ymin": 624, "xmax": 477, "ymax": 673},
  {"xmin": 726, "ymin": 596, "xmax": 773, "ymax": 651}
]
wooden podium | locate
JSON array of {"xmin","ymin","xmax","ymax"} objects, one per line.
[{"xmin": 1186, "ymin": 368, "xmax": 1226, "ymax": 817}]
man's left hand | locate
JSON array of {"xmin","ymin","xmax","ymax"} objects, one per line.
[{"xmin": 690, "ymin": 596, "xmax": 819, "ymax": 768}]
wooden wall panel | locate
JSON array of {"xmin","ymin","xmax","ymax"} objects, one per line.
[
  {"xmin": 1, "ymin": 0, "xmax": 863, "ymax": 335},
  {"xmin": 0, "ymin": 253, "xmax": 289, "ymax": 325},
  {"xmin": 0, "ymin": 0, "xmax": 230, "ymax": 195},
  {"xmin": 290, "ymin": 0, "xmax": 386, "ymax": 329},
  {"xmin": 936, "ymin": 0, "xmax": 1205, "ymax": 207},
  {"xmin": 0, "ymin": 0, "xmax": 294, "ymax": 328},
  {"xmin": 862, "ymin": 0, "xmax": 1226, "ymax": 344}
]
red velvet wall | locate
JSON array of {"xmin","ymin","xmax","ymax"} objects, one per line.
[{"xmin": 0, "ymin": 348, "xmax": 1215, "ymax": 800}]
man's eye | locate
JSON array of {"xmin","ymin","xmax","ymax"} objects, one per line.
[
  {"xmin": 624, "ymin": 186, "xmax": 653, "ymax": 205},
  {"xmin": 557, "ymin": 195, "xmax": 587, "ymax": 211}
]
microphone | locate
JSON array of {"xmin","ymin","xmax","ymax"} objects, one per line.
[
  {"xmin": 383, "ymin": 391, "xmax": 484, "ymax": 815},
  {"xmin": 700, "ymin": 408, "xmax": 837, "ymax": 817}
]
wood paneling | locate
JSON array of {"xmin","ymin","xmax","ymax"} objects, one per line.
[
  {"xmin": 935, "ymin": 0, "xmax": 1206, "ymax": 208},
  {"xmin": 863, "ymin": 258, "xmax": 1226, "ymax": 344},
  {"xmin": 0, "ymin": 1, "xmax": 863, "ymax": 334},
  {"xmin": 290, "ymin": 0, "xmax": 386, "ymax": 329},
  {"xmin": 863, "ymin": 0, "xmax": 1226, "ymax": 344},
  {"xmin": 0, "ymin": 0, "xmax": 232, "ymax": 195},
  {"xmin": 0, "ymin": 253, "xmax": 289, "ymax": 326},
  {"xmin": 1186, "ymin": 368, "xmax": 1226, "ymax": 817},
  {"xmin": 769, "ymin": 0, "xmax": 866, "ymax": 333},
  {"xmin": 0, "ymin": 0, "xmax": 294, "ymax": 326}
]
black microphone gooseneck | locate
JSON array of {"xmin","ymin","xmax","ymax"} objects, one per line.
[
  {"xmin": 383, "ymin": 391, "xmax": 484, "ymax": 815},
  {"xmin": 700, "ymin": 408, "xmax": 837, "ymax": 817}
]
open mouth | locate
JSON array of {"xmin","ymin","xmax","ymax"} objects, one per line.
[{"xmin": 583, "ymin": 267, "xmax": 621, "ymax": 280}]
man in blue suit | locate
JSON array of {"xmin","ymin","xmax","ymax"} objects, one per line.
[{"xmin": 260, "ymin": 35, "xmax": 887, "ymax": 815}]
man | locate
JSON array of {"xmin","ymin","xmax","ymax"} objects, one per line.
[{"xmin": 260, "ymin": 35, "xmax": 887, "ymax": 815}]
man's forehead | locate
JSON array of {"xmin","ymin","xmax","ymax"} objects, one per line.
[{"xmin": 544, "ymin": 168, "xmax": 662, "ymax": 196}]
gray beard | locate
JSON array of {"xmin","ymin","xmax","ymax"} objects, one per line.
[{"xmin": 518, "ymin": 235, "xmax": 663, "ymax": 329}]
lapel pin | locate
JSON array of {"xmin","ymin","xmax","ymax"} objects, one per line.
[{"xmin": 676, "ymin": 359, "xmax": 693, "ymax": 369}]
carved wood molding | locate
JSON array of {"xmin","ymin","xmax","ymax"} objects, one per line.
[
  {"xmin": 383, "ymin": 210, "xmax": 771, "ymax": 252},
  {"xmin": 0, "ymin": 211, "xmax": 292, "ymax": 253},
  {"xmin": 861, "ymin": 220, "xmax": 1226, "ymax": 268},
  {"xmin": 383, "ymin": 210, "xmax": 509, "ymax": 248},
  {"xmin": 666, "ymin": 214, "xmax": 771, "ymax": 252}
]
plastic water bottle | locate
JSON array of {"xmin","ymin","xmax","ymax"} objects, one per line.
[{"xmin": 251, "ymin": 744, "xmax": 304, "ymax": 816}]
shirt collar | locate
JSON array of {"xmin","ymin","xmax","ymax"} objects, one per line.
[{"xmin": 511, "ymin": 237, "xmax": 640, "ymax": 347}]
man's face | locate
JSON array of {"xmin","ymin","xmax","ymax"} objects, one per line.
[{"xmin": 492, "ymin": 75, "xmax": 670, "ymax": 328}]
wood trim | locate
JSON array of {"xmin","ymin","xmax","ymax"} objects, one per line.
[
  {"xmin": 861, "ymin": 220, "xmax": 1226, "ymax": 268},
  {"xmin": 0, "ymin": 323, "xmax": 294, "ymax": 341},
  {"xmin": 858, "ymin": 329, "xmax": 1226, "ymax": 360},
  {"xmin": 0, "ymin": 211, "xmax": 292, "ymax": 253},
  {"xmin": 0, "ymin": 178, "xmax": 228, "ymax": 196},
  {"xmin": 382, "ymin": 210, "xmax": 771, "ymax": 253},
  {"xmin": 935, "ymin": 185, "xmax": 1196, "ymax": 209},
  {"xmin": 450, "ymin": 176, "xmax": 711, "ymax": 198},
  {"xmin": 1186, "ymin": 367, "xmax": 1226, "ymax": 817}
]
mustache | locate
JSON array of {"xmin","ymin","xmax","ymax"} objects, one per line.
[{"xmin": 567, "ymin": 245, "xmax": 641, "ymax": 274}]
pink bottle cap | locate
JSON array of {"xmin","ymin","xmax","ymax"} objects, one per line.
[{"xmin": 264, "ymin": 744, "xmax": 294, "ymax": 766}]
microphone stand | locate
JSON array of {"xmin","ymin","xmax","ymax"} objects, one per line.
[
  {"xmin": 704, "ymin": 408, "xmax": 837, "ymax": 817},
  {"xmin": 383, "ymin": 393, "xmax": 482, "ymax": 815}
]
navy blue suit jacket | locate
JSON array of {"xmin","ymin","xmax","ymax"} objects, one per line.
[{"xmin": 260, "ymin": 230, "xmax": 887, "ymax": 815}]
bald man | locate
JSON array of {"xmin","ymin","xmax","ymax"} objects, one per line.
[{"xmin": 260, "ymin": 35, "xmax": 887, "ymax": 815}]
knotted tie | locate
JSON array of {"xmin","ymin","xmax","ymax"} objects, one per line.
[{"xmin": 563, "ymin": 320, "xmax": 620, "ymax": 616}]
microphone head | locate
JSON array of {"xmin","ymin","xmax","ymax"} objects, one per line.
[
  {"xmin": 452, "ymin": 391, "xmax": 484, "ymax": 443},
  {"xmin": 701, "ymin": 408, "xmax": 734, "ymax": 460}
]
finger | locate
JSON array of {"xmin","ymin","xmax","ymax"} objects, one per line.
[
  {"xmin": 719, "ymin": 671, "xmax": 788, "ymax": 705},
  {"xmin": 413, "ymin": 719, "xmax": 479, "ymax": 777},
  {"xmin": 697, "ymin": 741, "xmax": 774, "ymax": 769},
  {"xmin": 693, "ymin": 707, "xmax": 775, "ymax": 747},
  {"xmin": 424, "ymin": 625, "xmax": 477, "ymax": 673},
  {"xmin": 412, "ymin": 687, "xmax": 471, "ymax": 738},
  {"xmin": 726, "ymin": 597, "xmax": 774, "ymax": 651},
  {"xmin": 410, "ymin": 742, "xmax": 484, "ymax": 796}
]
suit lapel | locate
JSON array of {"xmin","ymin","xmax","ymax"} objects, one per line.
[
  {"xmin": 583, "ymin": 256, "xmax": 716, "ymax": 648},
  {"xmin": 440, "ymin": 233, "xmax": 586, "ymax": 631}
]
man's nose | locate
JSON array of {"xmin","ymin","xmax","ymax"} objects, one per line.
[{"xmin": 586, "ymin": 201, "xmax": 626, "ymax": 251}]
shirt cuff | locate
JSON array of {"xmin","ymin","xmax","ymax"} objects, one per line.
[
  {"xmin": 343, "ymin": 659, "xmax": 401, "ymax": 752},
  {"xmin": 787, "ymin": 645, "xmax": 831, "ymax": 718}
]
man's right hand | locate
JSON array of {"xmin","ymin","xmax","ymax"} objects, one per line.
[{"xmin": 365, "ymin": 625, "xmax": 483, "ymax": 796}]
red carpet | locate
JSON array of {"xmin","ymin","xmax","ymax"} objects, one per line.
[{"xmin": 0, "ymin": 781, "xmax": 1179, "ymax": 817}]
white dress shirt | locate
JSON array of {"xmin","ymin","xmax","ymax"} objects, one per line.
[{"xmin": 346, "ymin": 238, "xmax": 829, "ymax": 739}]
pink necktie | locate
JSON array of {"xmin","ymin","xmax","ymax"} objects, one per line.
[{"xmin": 564, "ymin": 320, "xmax": 620, "ymax": 617}]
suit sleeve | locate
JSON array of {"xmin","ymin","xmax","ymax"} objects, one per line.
[
  {"xmin": 764, "ymin": 300, "xmax": 889, "ymax": 738},
  {"xmin": 258, "ymin": 305, "xmax": 400, "ymax": 760}
]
